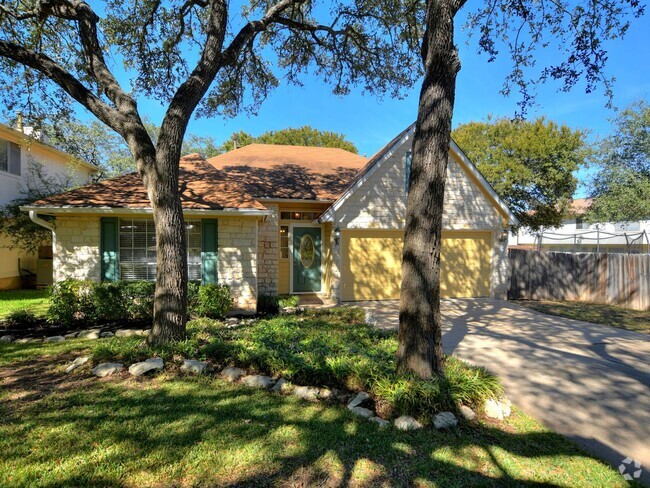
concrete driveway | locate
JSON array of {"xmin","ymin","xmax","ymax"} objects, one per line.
[{"xmin": 347, "ymin": 298, "xmax": 650, "ymax": 484}]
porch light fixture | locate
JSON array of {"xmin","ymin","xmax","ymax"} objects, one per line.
[
  {"xmin": 334, "ymin": 227, "xmax": 341, "ymax": 245},
  {"xmin": 499, "ymin": 227, "xmax": 510, "ymax": 243}
]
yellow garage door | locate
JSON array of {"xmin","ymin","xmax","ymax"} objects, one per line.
[{"xmin": 341, "ymin": 230, "xmax": 492, "ymax": 301}]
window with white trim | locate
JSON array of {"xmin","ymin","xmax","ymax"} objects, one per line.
[
  {"xmin": 0, "ymin": 139, "xmax": 21, "ymax": 175},
  {"xmin": 280, "ymin": 225, "xmax": 289, "ymax": 259},
  {"xmin": 119, "ymin": 219, "xmax": 202, "ymax": 281}
]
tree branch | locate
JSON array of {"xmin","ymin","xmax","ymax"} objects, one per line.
[
  {"xmin": 0, "ymin": 40, "xmax": 125, "ymax": 131},
  {"xmin": 221, "ymin": 0, "xmax": 300, "ymax": 67},
  {"xmin": 160, "ymin": 0, "xmax": 300, "ymax": 153}
]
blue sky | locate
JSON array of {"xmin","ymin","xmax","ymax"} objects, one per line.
[
  {"xmin": 90, "ymin": 5, "xmax": 650, "ymax": 196},
  {"xmin": 150, "ymin": 9, "xmax": 649, "ymax": 160}
]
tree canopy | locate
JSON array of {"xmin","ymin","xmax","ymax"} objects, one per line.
[
  {"xmin": 588, "ymin": 99, "xmax": 650, "ymax": 223},
  {"xmin": 0, "ymin": 0, "xmax": 422, "ymax": 343},
  {"xmin": 41, "ymin": 119, "xmax": 359, "ymax": 175},
  {"xmin": 452, "ymin": 117, "xmax": 589, "ymax": 230},
  {"xmin": 46, "ymin": 117, "xmax": 223, "ymax": 176},
  {"xmin": 222, "ymin": 126, "xmax": 358, "ymax": 153}
]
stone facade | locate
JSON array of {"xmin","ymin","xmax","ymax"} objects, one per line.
[
  {"xmin": 52, "ymin": 214, "xmax": 259, "ymax": 312},
  {"xmin": 217, "ymin": 217, "xmax": 258, "ymax": 311},
  {"xmin": 257, "ymin": 204, "xmax": 279, "ymax": 296},
  {"xmin": 334, "ymin": 145, "xmax": 502, "ymax": 231},
  {"xmin": 53, "ymin": 215, "xmax": 101, "ymax": 282}
]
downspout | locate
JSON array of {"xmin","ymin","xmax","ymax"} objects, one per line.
[{"xmin": 29, "ymin": 210, "xmax": 55, "ymax": 231}]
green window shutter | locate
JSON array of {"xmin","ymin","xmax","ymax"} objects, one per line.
[
  {"xmin": 201, "ymin": 219, "xmax": 218, "ymax": 284},
  {"xmin": 100, "ymin": 217, "xmax": 120, "ymax": 281}
]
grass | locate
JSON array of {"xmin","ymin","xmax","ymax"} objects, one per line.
[
  {"xmin": 93, "ymin": 308, "xmax": 502, "ymax": 419},
  {"xmin": 514, "ymin": 299, "xmax": 650, "ymax": 334},
  {"xmin": 0, "ymin": 345, "xmax": 630, "ymax": 487},
  {"xmin": 0, "ymin": 289, "xmax": 50, "ymax": 320}
]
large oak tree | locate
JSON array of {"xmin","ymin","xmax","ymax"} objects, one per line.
[
  {"xmin": 398, "ymin": 0, "xmax": 644, "ymax": 378},
  {"xmin": 0, "ymin": 0, "xmax": 422, "ymax": 344},
  {"xmin": 453, "ymin": 117, "xmax": 589, "ymax": 231}
]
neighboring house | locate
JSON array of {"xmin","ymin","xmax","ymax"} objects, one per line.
[
  {"xmin": 509, "ymin": 198, "xmax": 650, "ymax": 253},
  {"xmin": 23, "ymin": 124, "xmax": 518, "ymax": 311},
  {"xmin": 0, "ymin": 122, "xmax": 97, "ymax": 290}
]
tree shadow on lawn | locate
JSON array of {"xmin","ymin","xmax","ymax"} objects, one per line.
[{"xmin": 0, "ymin": 370, "xmax": 627, "ymax": 488}]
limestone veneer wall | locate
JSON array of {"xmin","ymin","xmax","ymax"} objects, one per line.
[
  {"xmin": 216, "ymin": 217, "xmax": 258, "ymax": 312},
  {"xmin": 256, "ymin": 205, "xmax": 279, "ymax": 296},
  {"xmin": 53, "ymin": 214, "xmax": 259, "ymax": 312},
  {"xmin": 53, "ymin": 215, "xmax": 101, "ymax": 282},
  {"xmin": 334, "ymin": 146, "xmax": 502, "ymax": 231}
]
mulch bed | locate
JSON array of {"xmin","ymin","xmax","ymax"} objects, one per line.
[{"xmin": 1, "ymin": 318, "xmax": 152, "ymax": 340}]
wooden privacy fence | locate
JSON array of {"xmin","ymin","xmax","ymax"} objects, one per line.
[{"xmin": 508, "ymin": 249, "xmax": 650, "ymax": 311}]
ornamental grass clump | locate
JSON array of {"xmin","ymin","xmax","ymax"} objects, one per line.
[
  {"xmin": 2, "ymin": 308, "xmax": 40, "ymax": 329},
  {"xmin": 199, "ymin": 308, "xmax": 502, "ymax": 419}
]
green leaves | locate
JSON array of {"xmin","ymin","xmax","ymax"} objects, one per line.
[
  {"xmin": 221, "ymin": 125, "xmax": 359, "ymax": 153},
  {"xmin": 588, "ymin": 99, "xmax": 650, "ymax": 223},
  {"xmin": 452, "ymin": 117, "xmax": 588, "ymax": 230}
]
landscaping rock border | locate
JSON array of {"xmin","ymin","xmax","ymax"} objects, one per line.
[{"xmin": 48, "ymin": 333, "xmax": 511, "ymax": 433}]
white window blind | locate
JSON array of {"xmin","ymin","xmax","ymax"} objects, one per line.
[{"xmin": 119, "ymin": 219, "xmax": 202, "ymax": 281}]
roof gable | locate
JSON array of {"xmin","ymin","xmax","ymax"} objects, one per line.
[{"xmin": 320, "ymin": 124, "xmax": 519, "ymax": 226}]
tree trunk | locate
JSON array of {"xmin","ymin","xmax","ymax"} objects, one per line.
[
  {"xmin": 146, "ymin": 146, "xmax": 188, "ymax": 345},
  {"xmin": 397, "ymin": 0, "xmax": 460, "ymax": 379}
]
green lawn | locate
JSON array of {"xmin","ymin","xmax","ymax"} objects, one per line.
[
  {"xmin": 0, "ymin": 289, "xmax": 50, "ymax": 319},
  {"xmin": 514, "ymin": 299, "xmax": 650, "ymax": 334},
  {"xmin": 0, "ymin": 344, "xmax": 628, "ymax": 487},
  {"xmin": 0, "ymin": 313, "xmax": 631, "ymax": 487}
]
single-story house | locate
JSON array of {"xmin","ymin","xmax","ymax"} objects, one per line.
[{"xmin": 23, "ymin": 124, "xmax": 518, "ymax": 311}]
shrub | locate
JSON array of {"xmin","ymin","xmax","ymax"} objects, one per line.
[
  {"xmin": 47, "ymin": 279, "xmax": 230, "ymax": 325},
  {"xmin": 194, "ymin": 284, "xmax": 231, "ymax": 319},
  {"xmin": 187, "ymin": 281, "xmax": 200, "ymax": 316},
  {"xmin": 90, "ymin": 282, "xmax": 128, "ymax": 322},
  {"xmin": 257, "ymin": 295, "xmax": 279, "ymax": 315},
  {"xmin": 121, "ymin": 281, "xmax": 156, "ymax": 320},
  {"xmin": 3, "ymin": 308, "xmax": 39, "ymax": 329},
  {"xmin": 278, "ymin": 295, "xmax": 299, "ymax": 308},
  {"xmin": 47, "ymin": 279, "xmax": 91, "ymax": 325}
]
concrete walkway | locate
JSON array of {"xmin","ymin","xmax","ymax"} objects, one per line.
[{"xmin": 347, "ymin": 298, "xmax": 650, "ymax": 484}]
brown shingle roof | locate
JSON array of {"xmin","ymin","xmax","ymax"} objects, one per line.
[
  {"xmin": 570, "ymin": 198, "xmax": 593, "ymax": 215},
  {"xmin": 32, "ymin": 145, "xmax": 367, "ymax": 209},
  {"xmin": 33, "ymin": 154, "xmax": 264, "ymax": 210},
  {"xmin": 207, "ymin": 144, "xmax": 368, "ymax": 200}
]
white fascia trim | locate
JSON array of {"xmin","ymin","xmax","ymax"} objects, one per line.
[
  {"xmin": 449, "ymin": 140, "xmax": 519, "ymax": 226},
  {"xmin": 20, "ymin": 205, "xmax": 272, "ymax": 217},
  {"xmin": 319, "ymin": 125, "xmax": 416, "ymax": 223}
]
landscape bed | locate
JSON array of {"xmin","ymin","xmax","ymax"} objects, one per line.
[{"xmin": 0, "ymin": 310, "xmax": 630, "ymax": 487}]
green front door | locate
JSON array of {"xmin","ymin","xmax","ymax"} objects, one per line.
[{"xmin": 293, "ymin": 227, "xmax": 322, "ymax": 293}]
